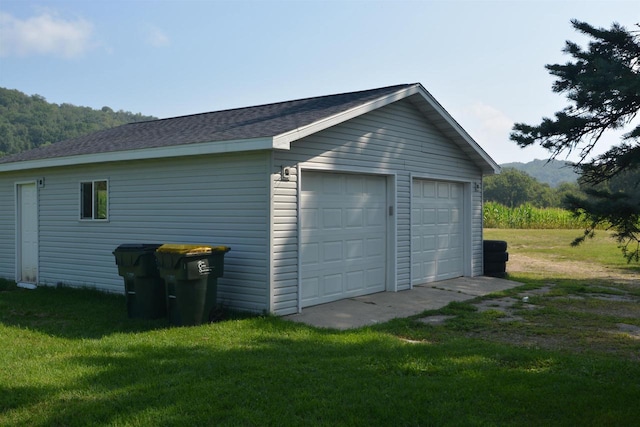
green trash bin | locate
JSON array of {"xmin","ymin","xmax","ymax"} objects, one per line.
[
  {"xmin": 113, "ymin": 243, "xmax": 166, "ymax": 319},
  {"xmin": 155, "ymin": 244, "xmax": 230, "ymax": 326}
]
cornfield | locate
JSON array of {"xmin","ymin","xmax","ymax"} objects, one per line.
[{"xmin": 483, "ymin": 201, "xmax": 593, "ymax": 229}]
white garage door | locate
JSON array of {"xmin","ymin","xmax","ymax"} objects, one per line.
[
  {"xmin": 411, "ymin": 179, "xmax": 464, "ymax": 286},
  {"xmin": 300, "ymin": 172, "xmax": 387, "ymax": 307}
]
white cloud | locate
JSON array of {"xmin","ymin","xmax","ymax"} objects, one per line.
[
  {"xmin": 469, "ymin": 102, "xmax": 513, "ymax": 135},
  {"xmin": 461, "ymin": 102, "xmax": 554, "ymax": 164},
  {"xmin": 145, "ymin": 25, "xmax": 170, "ymax": 47},
  {"xmin": 0, "ymin": 11, "xmax": 94, "ymax": 58}
]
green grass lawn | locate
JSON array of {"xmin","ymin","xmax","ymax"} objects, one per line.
[{"xmin": 1, "ymin": 230, "xmax": 640, "ymax": 426}]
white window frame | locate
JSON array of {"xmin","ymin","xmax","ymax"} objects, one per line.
[{"xmin": 79, "ymin": 179, "xmax": 109, "ymax": 221}]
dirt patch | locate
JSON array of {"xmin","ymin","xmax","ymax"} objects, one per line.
[
  {"xmin": 416, "ymin": 247, "xmax": 640, "ymax": 358},
  {"xmin": 474, "ymin": 297, "xmax": 530, "ymax": 322},
  {"xmin": 417, "ymin": 279, "xmax": 640, "ymax": 360}
]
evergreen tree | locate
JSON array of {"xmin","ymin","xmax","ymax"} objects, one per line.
[{"xmin": 510, "ymin": 20, "xmax": 640, "ymax": 261}]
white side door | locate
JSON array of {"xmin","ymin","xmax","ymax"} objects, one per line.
[{"xmin": 17, "ymin": 182, "xmax": 38, "ymax": 284}]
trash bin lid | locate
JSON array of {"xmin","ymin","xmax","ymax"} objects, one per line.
[
  {"xmin": 114, "ymin": 243, "xmax": 162, "ymax": 252},
  {"xmin": 211, "ymin": 246, "xmax": 231, "ymax": 253},
  {"xmin": 156, "ymin": 244, "xmax": 213, "ymax": 255}
]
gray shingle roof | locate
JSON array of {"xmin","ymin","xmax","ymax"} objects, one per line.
[{"xmin": 0, "ymin": 84, "xmax": 414, "ymax": 164}]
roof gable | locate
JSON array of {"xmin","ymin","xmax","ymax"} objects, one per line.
[{"xmin": 0, "ymin": 83, "xmax": 499, "ymax": 174}]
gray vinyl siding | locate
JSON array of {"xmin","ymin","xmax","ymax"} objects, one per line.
[
  {"xmin": 473, "ymin": 182, "xmax": 484, "ymax": 276},
  {"xmin": 271, "ymin": 98, "xmax": 483, "ymax": 314},
  {"xmin": 0, "ymin": 152, "xmax": 271, "ymax": 313},
  {"xmin": 270, "ymin": 167, "xmax": 299, "ymax": 314}
]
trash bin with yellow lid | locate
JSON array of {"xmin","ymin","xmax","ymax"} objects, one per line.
[{"xmin": 155, "ymin": 244, "xmax": 231, "ymax": 326}]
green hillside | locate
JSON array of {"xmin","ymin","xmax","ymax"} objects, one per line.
[
  {"xmin": 0, "ymin": 87, "xmax": 156, "ymax": 157},
  {"xmin": 501, "ymin": 158, "xmax": 578, "ymax": 187}
]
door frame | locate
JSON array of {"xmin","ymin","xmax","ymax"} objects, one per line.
[
  {"xmin": 15, "ymin": 181, "xmax": 39, "ymax": 286},
  {"xmin": 297, "ymin": 166, "xmax": 397, "ymax": 312}
]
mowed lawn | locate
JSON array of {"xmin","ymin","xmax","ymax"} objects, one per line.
[{"xmin": 1, "ymin": 230, "xmax": 639, "ymax": 426}]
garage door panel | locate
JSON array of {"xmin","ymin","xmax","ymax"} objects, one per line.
[
  {"xmin": 366, "ymin": 267, "xmax": 385, "ymax": 289},
  {"xmin": 346, "ymin": 239, "xmax": 364, "ymax": 260},
  {"xmin": 451, "ymin": 208, "xmax": 461, "ymax": 223},
  {"xmin": 450, "ymin": 233, "xmax": 462, "ymax": 248},
  {"xmin": 301, "ymin": 242, "xmax": 320, "ymax": 266},
  {"xmin": 346, "ymin": 271, "xmax": 364, "ymax": 291},
  {"xmin": 323, "ymin": 241, "xmax": 343, "ymax": 262},
  {"xmin": 365, "ymin": 237, "xmax": 385, "ymax": 257},
  {"xmin": 301, "ymin": 172, "xmax": 387, "ymax": 307},
  {"xmin": 367, "ymin": 176, "xmax": 386, "ymax": 194},
  {"xmin": 423, "ymin": 208, "xmax": 436, "ymax": 225},
  {"xmin": 412, "ymin": 179, "xmax": 464, "ymax": 286},
  {"xmin": 346, "ymin": 176, "xmax": 364, "ymax": 194},
  {"xmin": 421, "ymin": 181, "xmax": 436, "ymax": 197},
  {"xmin": 302, "ymin": 277, "xmax": 320, "ymax": 300},
  {"xmin": 451, "ymin": 184, "xmax": 462, "ymax": 199},
  {"xmin": 437, "ymin": 234, "xmax": 450, "ymax": 249},
  {"xmin": 324, "ymin": 274, "xmax": 343, "ymax": 296},
  {"xmin": 346, "ymin": 208, "xmax": 364, "ymax": 227},
  {"xmin": 323, "ymin": 208, "xmax": 342, "ymax": 229},
  {"xmin": 437, "ymin": 182, "xmax": 450, "ymax": 198},
  {"xmin": 367, "ymin": 206, "xmax": 385, "ymax": 226},
  {"xmin": 437, "ymin": 208, "xmax": 452, "ymax": 225},
  {"xmin": 301, "ymin": 209, "xmax": 318, "ymax": 230}
]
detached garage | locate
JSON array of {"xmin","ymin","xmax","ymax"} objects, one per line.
[{"xmin": 0, "ymin": 83, "xmax": 500, "ymax": 315}]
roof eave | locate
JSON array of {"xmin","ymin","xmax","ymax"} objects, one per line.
[{"xmin": 0, "ymin": 137, "xmax": 275, "ymax": 173}]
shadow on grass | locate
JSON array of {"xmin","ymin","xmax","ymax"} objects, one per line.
[
  {"xmin": 3, "ymin": 317, "xmax": 640, "ymax": 426},
  {"xmin": 0, "ymin": 285, "xmax": 170, "ymax": 338},
  {"xmin": 2, "ymin": 283, "xmax": 640, "ymax": 425}
]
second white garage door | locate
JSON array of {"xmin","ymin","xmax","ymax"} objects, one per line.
[
  {"xmin": 411, "ymin": 179, "xmax": 464, "ymax": 286},
  {"xmin": 300, "ymin": 172, "xmax": 387, "ymax": 307}
]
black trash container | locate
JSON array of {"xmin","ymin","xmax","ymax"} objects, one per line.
[
  {"xmin": 113, "ymin": 243, "xmax": 166, "ymax": 319},
  {"xmin": 155, "ymin": 244, "xmax": 230, "ymax": 326}
]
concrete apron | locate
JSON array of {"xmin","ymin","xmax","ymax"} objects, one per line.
[{"xmin": 285, "ymin": 276, "xmax": 523, "ymax": 330}]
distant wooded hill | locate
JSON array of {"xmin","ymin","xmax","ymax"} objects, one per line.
[
  {"xmin": 0, "ymin": 87, "xmax": 157, "ymax": 157},
  {"xmin": 501, "ymin": 158, "xmax": 578, "ymax": 187}
]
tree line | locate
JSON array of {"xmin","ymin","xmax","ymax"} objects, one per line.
[
  {"xmin": 483, "ymin": 167, "xmax": 582, "ymax": 209},
  {"xmin": 0, "ymin": 87, "xmax": 156, "ymax": 157}
]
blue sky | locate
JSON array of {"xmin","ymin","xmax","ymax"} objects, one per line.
[{"xmin": 0, "ymin": 0, "xmax": 637, "ymax": 164}]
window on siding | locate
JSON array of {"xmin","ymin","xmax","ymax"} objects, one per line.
[{"xmin": 80, "ymin": 180, "xmax": 108, "ymax": 220}]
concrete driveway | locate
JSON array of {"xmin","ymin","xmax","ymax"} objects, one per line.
[{"xmin": 285, "ymin": 276, "xmax": 523, "ymax": 330}]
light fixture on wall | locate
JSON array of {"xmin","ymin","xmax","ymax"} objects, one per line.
[
  {"xmin": 38, "ymin": 177, "xmax": 45, "ymax": 188},
  {"xmin": 281, "ymin": 166, "xmax": 291, "ymax": 181},
  {"xmin": 474, "ymin": 182, "xmax": 481, "ymax": 192}
]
